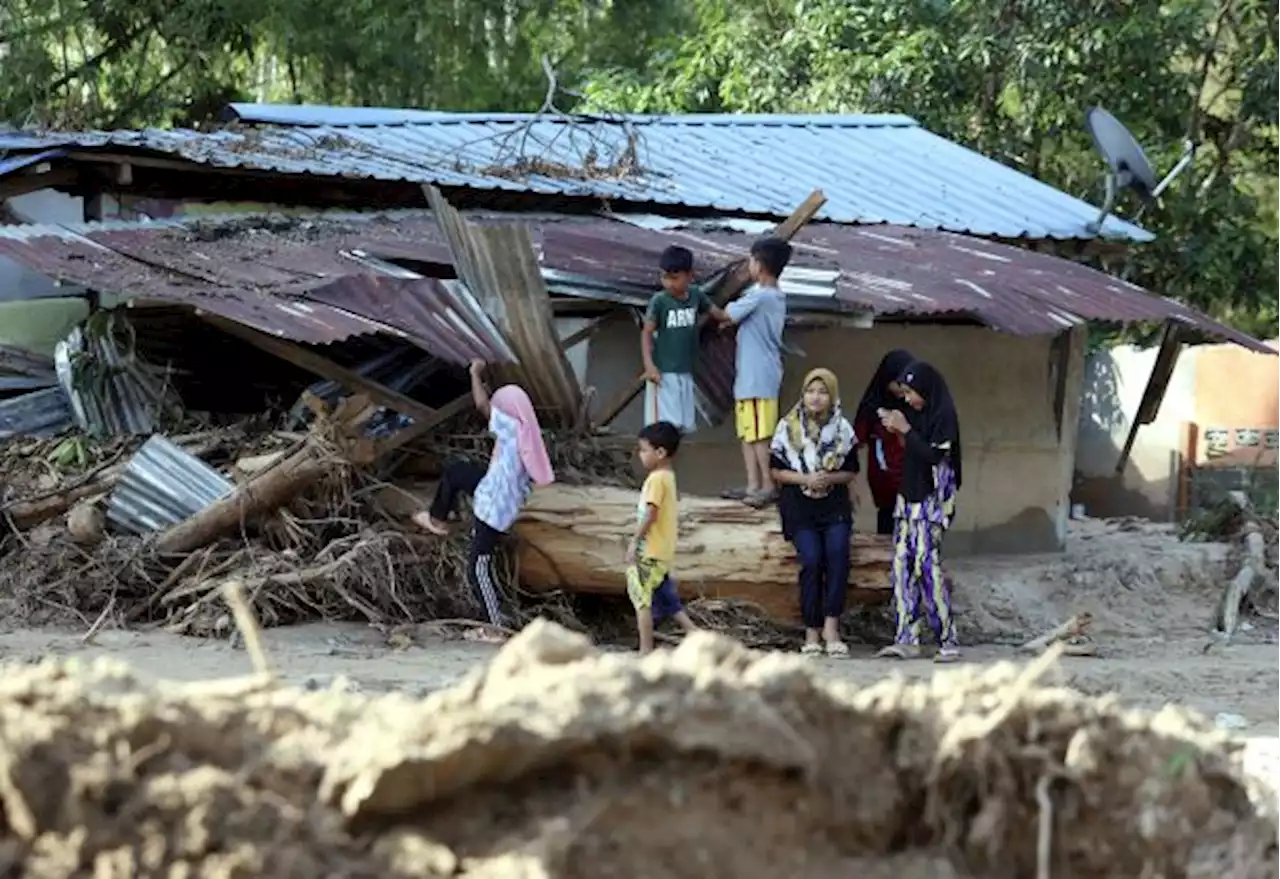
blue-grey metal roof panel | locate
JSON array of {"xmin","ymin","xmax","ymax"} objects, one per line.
[{"xmin": 0, "ymin": 108, "xmax": 1153, "ymax": 242}]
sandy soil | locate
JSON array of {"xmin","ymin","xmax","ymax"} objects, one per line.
[{"xmin": 2, "ymin": 519, "xmax": 1276, "ymax": 735}]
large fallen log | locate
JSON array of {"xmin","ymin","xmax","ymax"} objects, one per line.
[
  {"xmin": 153, "ymin": 443, "xmax": 330, "ymax": 555},
  {"xmin": 515, "ymin": 485, "xmax": 892, "ymax": 623}
]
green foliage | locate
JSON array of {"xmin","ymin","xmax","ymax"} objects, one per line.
[
  {"xmin": 581, "ymin": 0, "xmax": 1279, "ymax": 338},
  {"xmin": 0, "ymin": 0, "xmax": 686, "ymax": 125}
]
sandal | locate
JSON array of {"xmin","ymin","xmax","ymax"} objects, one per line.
[
  {"xmin": 934, "ymin": 647, "xmax": 961, "ymax": 664},
  {"xmin": 825, "ymin": 640, "xmax": 850, "ymax": 659},
  {"xmin": 876, "ymin": 643, "xmax": 921, "ymax": 660},
  {"xmin": 411, "ymin": 511, "xmax": 450, "ymax": 536},
  {"xmin": 800, "ymin": 642, "xmax": 824, "ymax": 658},
  {"xmin": 720, "ymin": 487, "xmax": 749, "ymax": 501},
  {"xmin": 744, "ymin": 489, "xmax": 778, "ymax": 509}
]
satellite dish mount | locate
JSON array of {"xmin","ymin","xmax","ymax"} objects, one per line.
[{"xmin": 1084, "ymin": 106, "xmax": 1195, "ymax": 235}]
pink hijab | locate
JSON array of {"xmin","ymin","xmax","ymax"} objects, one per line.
[{"xmin": 490, "ymin": 385, "xmax": 555, "ymax": 486}]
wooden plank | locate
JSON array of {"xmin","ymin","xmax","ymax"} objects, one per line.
[
  {"xmin": 560, "ymin": 312, "xmax": 622, "ymax": 350},
  {"xmin": 373, "ymin": 392, "xmax": 475, "ymax": 457},
  {"xmin": 1115, "ymin": 320, "xmax": 1183, "ymax": 473},
  {"xmin": 202, "ymin": 314, "xmax": 439, "ymax": 424}
]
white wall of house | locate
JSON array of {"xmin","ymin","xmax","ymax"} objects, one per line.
[{"xmin": 1075, "ymin": 339, "xmax": 1279, "ymax": 519}]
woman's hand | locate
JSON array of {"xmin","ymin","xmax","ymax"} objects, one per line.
[
  {"xmin": 469, "ymin": 358, "xmax": 486, "ymax": 377},
  {"xmin": 880, "ymin": 408, "xmax": 911, "ymax": 435},
  {"xmin": 802, "ymin": 472, "xmax": 831, "ymax": 495}
]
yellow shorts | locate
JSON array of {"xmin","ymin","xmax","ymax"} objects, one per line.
[
  {"xmin": 625, "ymin": 557, "xmax": 682, "ymax": 616},
  {"xmin": 735, "ymin": 398, "xmax": 779, "ymax": 443}
]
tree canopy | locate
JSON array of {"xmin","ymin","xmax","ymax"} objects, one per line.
[{"xmin": 1, "ymin": 0, "xmax": 1275, "ymax": 336}]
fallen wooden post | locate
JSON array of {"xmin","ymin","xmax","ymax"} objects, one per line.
[
  {"xmin": 153, "ymin": 401, "xmax": 377, "ymax": 555},
  {"xmin": 514, "ymin": 484, "xmax": 891, "ymax": 623},
  {"xmin": 153, "ymin": 443, "xmax": 331, "ymax": 554},
  {"xmin": 1019, "ymin": 612, "xmax": 1097, "ymax": 656},
  {"xmin": 1215, "ymin": 491, "xmax": 1274, "ymax": 638}
]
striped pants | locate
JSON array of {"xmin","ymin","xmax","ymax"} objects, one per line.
[
  {"xmin": 468, "ymin": 519, "xmax": 507, "ymax": 627},
  {"xmin": 890, "ymin": 517, "xmax": 957, "ymax": 648},
  {"xmin": 429, "ymin": 460, "xmax": 508, "ymax": 627}
]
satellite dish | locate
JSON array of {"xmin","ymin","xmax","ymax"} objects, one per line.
[{"xmin": 1084, "ymin": 106, "xmax": 1195, "ymax": 235}]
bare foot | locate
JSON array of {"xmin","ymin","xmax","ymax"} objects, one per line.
[{"xmin": 411, "ymin": 511, "xmax": 450, "ymax": 536}]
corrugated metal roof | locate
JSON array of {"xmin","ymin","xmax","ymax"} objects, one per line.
[
  {"xmin": 0, "ymin": 209, "xmax": 1262, "ymax": 352},
  {"xmin": 0, "ymin": 105, "xmax": 1152, "ymax": 242},
  {"xmin": 0, "ymin": 386, "xmax": 73, "ymax": 438},
  {"xmin": 623, "ymin": 217, "xmax": 1268, "ymax": 353},
  {"xmin": 426, "ymin": 186, "xmax": 582, "ymax": 417}
]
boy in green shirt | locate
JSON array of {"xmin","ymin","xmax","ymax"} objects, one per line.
[{"xmin": 640, "ymin": 245, "xmax": 729, "ymax": 432}]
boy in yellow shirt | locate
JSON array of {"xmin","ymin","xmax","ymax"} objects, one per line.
[{"xmin": 626, "ymin": 420, "xmax": 699, "ymax": 653}]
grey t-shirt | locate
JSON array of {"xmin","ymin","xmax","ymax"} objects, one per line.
[{"xmin": 726, "ymin": 284, "xmax": 786, "ymax": 401}]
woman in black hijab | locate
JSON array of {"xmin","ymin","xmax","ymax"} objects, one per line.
[
  {"xmin": 874, "ymin": 360, "xmax": 962, "ymax": 662},
  {"xmin": 853, "ymin": 349, "xmax": 915, "ymax": 535}
]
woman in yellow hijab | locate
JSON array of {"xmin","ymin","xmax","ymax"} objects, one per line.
[{"xmin": 768, "ymin": 367, "xmax": 859, "ymax": 658}]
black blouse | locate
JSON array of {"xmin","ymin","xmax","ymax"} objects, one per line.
[{"xmin": 769, "ymin": 448, "xmax": 859, "ymax": 540}]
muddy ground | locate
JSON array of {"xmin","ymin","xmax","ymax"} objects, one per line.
[{"xmin": 2, "ymin": 519, "xmax": 1277, "ymax": 736}]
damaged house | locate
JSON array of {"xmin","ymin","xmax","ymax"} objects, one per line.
[{"xmin": 0, "ymin": 105, "xmax": 1270, "ymax": 625}]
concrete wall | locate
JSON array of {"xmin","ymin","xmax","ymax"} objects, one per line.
[
  {"xmin": 1074, "ymin": 339, "xmax": 1279, "ymax": 519},
  {"xmin": 581, "ymin": 320, "xmax": 1085, "ymax": 555}
]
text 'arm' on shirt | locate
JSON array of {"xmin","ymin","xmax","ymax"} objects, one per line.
[{"xmin": 723, "ymin": 287, "xmax": 764, "ymax": 325}]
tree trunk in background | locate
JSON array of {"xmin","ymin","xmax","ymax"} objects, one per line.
[{"xmin": 515, "ymin": 485, "xmax": 892, "ymax": 623}]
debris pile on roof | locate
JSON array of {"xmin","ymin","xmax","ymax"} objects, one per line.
[{"xmin": 0, "ymin": 621, "xmax": 1271, "ymax": 877}]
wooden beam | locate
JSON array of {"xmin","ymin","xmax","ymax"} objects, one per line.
[
  {"xmin": 0, "ymin": 167, "xmax": 79, "ymax": 200},
  {"xmin": 596, "ymin": 189, "xmax": 828, "ymax": 428},
  {"xmin": 559, "ymin": 311, "xmax": 623, "ymax": 350},
  {"xmin": 374, "ymin": 392, "xmax": 475, "ymax": 457},
  {"xmin": 201, "ymin": 314, "xmax": 439, "ymax": 424},
  {"xmin": 1115, "ymin": 320, "xmax": 1183, "ymax": 474},
  {"xmin": 711, "ymin": 188, "xmax": 828, "ymax": 306}
]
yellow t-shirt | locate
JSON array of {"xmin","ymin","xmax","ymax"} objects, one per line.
[{"xmin": 637, "ymin": 468, "xmax": 678, "ymax": 563}]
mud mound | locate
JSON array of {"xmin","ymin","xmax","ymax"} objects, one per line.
[
  {"xmin": 956, "ymin": 519, "xmax": 1234, "ymax": 643},
  {"xmin": 0, "ymin": 622, "xmax": 1274, "ymax": 878}
]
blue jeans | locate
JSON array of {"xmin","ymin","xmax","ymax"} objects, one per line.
[{"xmin": 793, "ymin": 520, "xmax": 851, "ymax": 629}]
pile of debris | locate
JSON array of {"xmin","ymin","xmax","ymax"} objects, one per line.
[
  {"xmin": 0, "ymin": 397, "xmax": 638, "ymax": 639},
  {"xmin": 0, "ymin": 621, "xmax": 1272, "ymax": 877},
  {"xmin": 0, "ymin": 187, "xmax": 898, "ymax": 644}
]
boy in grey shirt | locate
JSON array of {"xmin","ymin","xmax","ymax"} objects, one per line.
[{"xmin": 721, "ymin": 236, "xmax": 789, "ymax": 506}]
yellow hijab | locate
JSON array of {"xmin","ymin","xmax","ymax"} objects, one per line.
[{"xmin": 777, "ymin": 368, "xmax": 854, "ymax": 473}]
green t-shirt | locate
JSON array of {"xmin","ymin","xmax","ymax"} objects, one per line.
[{"xmin": 645, "ymin": 289, "xmax": 710, "ymax": 374}]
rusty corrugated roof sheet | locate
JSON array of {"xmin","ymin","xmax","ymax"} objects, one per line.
[
  {"xmin": 0, "ymin": 210, "xmax": 1265, "ymax": 356},
  {"xmin": 0, "ymin": 218, "xmax": 512, "ymax": 362},
  {"xmin": 657, "ymin": 220, "xmax": 1272, "ymax": 353}
]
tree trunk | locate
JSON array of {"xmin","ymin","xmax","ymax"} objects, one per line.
[
  {"xmin": 153, "ymin": 445, "xmax": 329, "ymax": 554},
  {"xmin": 515, "ymin": 485, "xmax": 893, "ymax": 623}
]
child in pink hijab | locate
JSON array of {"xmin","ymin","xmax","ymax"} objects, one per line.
[{"xmin": 413, "ymin": 359, "xmax": 554, "ymax": 633}]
